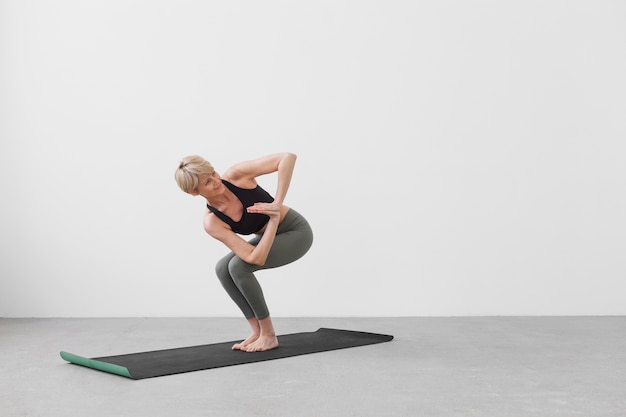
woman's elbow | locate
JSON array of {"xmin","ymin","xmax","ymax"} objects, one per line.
[
  {"xmin": 281, "ymin": 152, "xmax": 297, "ymax": 163},
  {"xmin": 243, "ymin": 253, "xmax": 266, "ymax": 266}
]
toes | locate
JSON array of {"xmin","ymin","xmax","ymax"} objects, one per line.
[{"xmin": 244, "ymin": 344, "xmax": 259, "ymax": 353}]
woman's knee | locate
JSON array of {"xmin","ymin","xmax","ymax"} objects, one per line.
[
  {"xmin": 227, "ymin": 256, "xmax": 254, "ymax": 281},
  {"xmin": 215, "ymin": 255, "xmax": 233, "ymax": 282}
]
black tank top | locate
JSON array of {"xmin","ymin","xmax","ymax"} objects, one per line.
[{"xmin": 206, "ymin": 180, "xmax": 275, "ymax": 235}]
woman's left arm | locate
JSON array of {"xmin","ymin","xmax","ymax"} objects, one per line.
[
  {"xmin": 224, "ymin": 152, "xmax": 297, "ymax": 205},
  {"xmin": 272, "ymin": 152, "xmax": 296, "ymax": 206}
]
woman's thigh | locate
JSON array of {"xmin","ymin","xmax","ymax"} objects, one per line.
[{"xmin": 262, "ymin": 214, "xmax": 313, "ymax": 269}]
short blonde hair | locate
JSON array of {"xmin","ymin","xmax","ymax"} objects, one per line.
[{"xmin": 175, "ymin": 155, "xmax": 215, "ymax": 193}]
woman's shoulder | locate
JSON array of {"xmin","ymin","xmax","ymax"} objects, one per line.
[
  {"xmin": 222, "ymin": 167, "xmax": 257, "ymax": 189},
  {"xmin": 203, "ymin": 210, "xmax": 230, "ymax": 237}
]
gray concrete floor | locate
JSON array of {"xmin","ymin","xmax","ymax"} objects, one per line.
[{"xmin": 1, "ymin": 316, "xmax": 625, "ymax": 417}]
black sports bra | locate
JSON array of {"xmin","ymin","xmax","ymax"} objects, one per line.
[{"xmin": 206, "ymin": 180, "xmax": 275, "ymax": 235}]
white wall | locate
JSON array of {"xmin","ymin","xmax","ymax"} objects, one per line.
[{"xmin": 1, "ymin": 0, "xmax": 624, "ymax": 317}]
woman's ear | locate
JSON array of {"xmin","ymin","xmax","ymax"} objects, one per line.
[{"xmin": 188, "ymin": 189, "xmax": 200, "ymax": 196}]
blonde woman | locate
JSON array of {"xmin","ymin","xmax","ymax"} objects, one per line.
[{"xmin": 175, "ymin": 153, "xmax": 313, "ymax": 352}]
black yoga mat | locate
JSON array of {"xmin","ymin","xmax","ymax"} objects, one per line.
[{"xmin": 60, "ymin": 328, "xmax": 393, "ymax": 379}]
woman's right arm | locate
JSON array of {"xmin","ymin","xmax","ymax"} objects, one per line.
[{"xmin": 203, "ymin": 212, "xmax": 279, "ymax": 266}]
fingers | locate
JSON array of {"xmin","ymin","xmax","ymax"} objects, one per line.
[{"xmin": 247, "ymin": 203, "xmax": 279, "ymax": 215}]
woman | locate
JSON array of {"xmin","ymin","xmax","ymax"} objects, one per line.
[{"xmin": 175, "ymin": 152, "xmax": 313, "ymax": 352}]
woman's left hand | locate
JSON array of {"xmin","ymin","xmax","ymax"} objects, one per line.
[{"xmin": 247, "ymin": 202, "xmax": 282, "ymax": 220}]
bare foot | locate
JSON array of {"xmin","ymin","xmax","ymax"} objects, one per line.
[
  {"xmin": 232, "ymin": 333, "xmax": 260, "ymax": 351},
  {"xmin": 243, "ymin": 334, "xmax": 279, "ymax": 352}
]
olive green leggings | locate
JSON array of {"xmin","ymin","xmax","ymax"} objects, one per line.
[{"xmin": 215, "ymin": 208, "xmax": 313, "ymax": 320}]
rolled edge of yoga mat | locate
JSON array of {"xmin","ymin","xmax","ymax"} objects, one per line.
[{"xmin": 60, "ymin": 351, "xmax": 133, "ymax": 379}]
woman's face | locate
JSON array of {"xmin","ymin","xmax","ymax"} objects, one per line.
[{"xmin": 192, "ymin": 170, "xmax": 223, "ymax": 197}]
